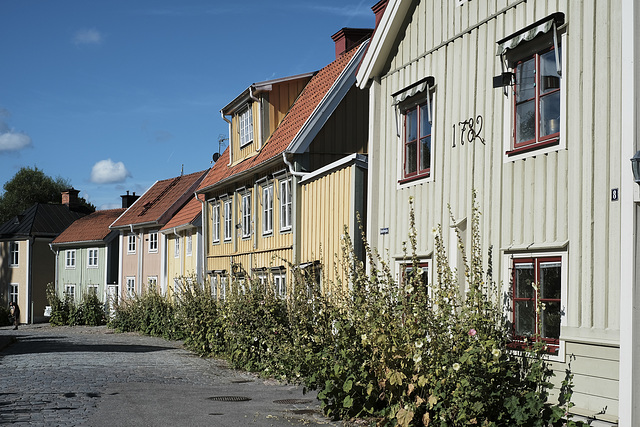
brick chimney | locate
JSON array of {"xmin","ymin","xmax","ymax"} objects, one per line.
[
  {"xmin": 331, "ymin": 28, "xmax": 374, "ymax": 58},
  {"xmin": 372, "ymin": 0, "xmax": 389, "ymax": 29},
  {"xmin": 61, "ymin": 188, "xmax": 80, "ymax": 208},
  {"xmin": 121, "ymin": 191, "xmax": 139, "ymax": 209}
]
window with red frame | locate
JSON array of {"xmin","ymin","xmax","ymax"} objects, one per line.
[
  {"xmin": 511, "ymin": 256, "xmax": 561, "ymax": 355},
  {"xmin": 401, "ymin": 262, "xmax": 429, "ymax": 291},
  {"xmin": 513, "ymin": 46, "xmax": 561, "ymax": 152},
  {"xmin": 402, "ymin": 101, "xmax": 432, "ymax": 181}
]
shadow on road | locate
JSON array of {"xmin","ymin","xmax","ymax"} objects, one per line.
[{"xmin": 3, "ymin": 335, "xmax": 176, "ymax": 355}]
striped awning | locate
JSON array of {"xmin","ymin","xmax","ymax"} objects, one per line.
[
  {"xmin": 391, "ymin": 76, "xmax": 434, "ymax": 105},
  {"xmin": 496, "ymin": 13, "xmax": 564, "ymax": 56}
]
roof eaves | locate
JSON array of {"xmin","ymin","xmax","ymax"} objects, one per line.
[
  {"xmin": 221, "ymin": 72, "xmax": 316, "ymax": 115},
  {"xmin": 196, "ymin": 155, "xmax": 282, "ymax": 195},
  {"xmin": 286, "ymin": 40, "xmax": 370, "ymax": 156},
  {"xmin": 356, "ymin": 0, "xmax": 408, "ymax": 89}
]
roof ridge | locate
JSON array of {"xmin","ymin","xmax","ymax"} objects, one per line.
[{"xmin": 138, "ymin": 175, "xmax": 182, "ymax": 216}]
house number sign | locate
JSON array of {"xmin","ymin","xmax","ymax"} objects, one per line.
[{"xmin": 452, "ymin": 115, "xmax": 485, "ymax": 147}]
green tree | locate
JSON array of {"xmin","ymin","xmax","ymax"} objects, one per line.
[{"xmin": 0, "ymin": 166, "xmax": 95, "ymax": 224}]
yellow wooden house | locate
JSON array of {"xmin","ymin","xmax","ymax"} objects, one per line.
[{"xmin": 197, "ymin": 28, "xmax": 372, "ymax": 298}]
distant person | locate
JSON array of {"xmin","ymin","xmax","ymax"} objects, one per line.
[{"xmin": 9, "ymin": 301, "xmax": 19, "ymax": 330}]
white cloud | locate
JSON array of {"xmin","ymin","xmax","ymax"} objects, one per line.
[
  {"xmin": 90, "ymin": 159, "xmax": 131, "ymax": 184},
  {"xmin": 73, "ymin": 29, "xmax": 104, "ymax": 46},
  {"xmin": 0, "ymin": 131, "xmax": 32, "ymax": 151}
]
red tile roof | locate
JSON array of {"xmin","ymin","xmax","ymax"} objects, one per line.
[
  {"xmin": 52, "ymin": 208, "xmax": 125, "ymax": 244},
  {"xmin": 197, "ymin": 43, "xmax": 364, "ymax": 193},
  {"xmin": 111, "ymin": 170, "xmax": 208, "ymax": 229},
  {"xmin": 160, "ymin": 196, "xmax": 203, "ymax": 231}
]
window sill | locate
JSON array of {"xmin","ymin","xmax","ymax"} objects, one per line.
[
  {"xmin": 280, "ymin": 227, "xmax": 292, "ymax": 234},
  {"xmin": 399, "ymin": 173, "xmax": 430, "ymax": 186},
  {"xmin": 507, "ymin": 138, "xmax": 559, "ymax": 157}
]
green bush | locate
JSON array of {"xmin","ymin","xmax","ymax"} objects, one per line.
[
  {"xmin": 108, "ymin": 286, "xmax": 182, "ymax": 340},
  {"xmin": 46, "ymin": 283, "xmax": 106, "ymax": 326},
  {"xmin": 106, "ymin": 192, "xmax": 584, "ymax": 426}
]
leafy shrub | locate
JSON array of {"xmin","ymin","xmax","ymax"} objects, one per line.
[
  {"xmin": 107, "ymin": 192, "xmax": 584, "ymax": 426},
  {"xmin": 108, "ymin": 286, "xmax": 183, "ymax": 340},
  {"xmin": 47, "ymin": 283, "xmax": 106, "ymax": 326}
]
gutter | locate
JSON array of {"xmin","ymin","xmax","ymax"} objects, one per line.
[
  {"xmin": 222, "ymin": 111, "xmax": 233, "ymax": 166},
  {"xmin": 49, "ymin": 243, "xmax": 59, "ymax": 299},
  {"xmin": 282, "ymin": 152, "xmax": 309, "ymax": 179},
  {"xmin": 195, "ymin": 192, "xmax": 206, "ymax": 284}
]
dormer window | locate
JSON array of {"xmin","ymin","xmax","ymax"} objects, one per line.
[{"xmin": 239, "ymin": 106, "xmax": 253, "ymax": 147}]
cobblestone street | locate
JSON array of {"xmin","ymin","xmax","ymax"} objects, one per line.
[{"xmin": 0, "ymin": 324, "xmax": 335, "ymax": 426}]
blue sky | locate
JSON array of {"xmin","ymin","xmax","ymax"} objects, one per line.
[{"xmin": 0, "ymin": 0, "xmax": 375, "ymax": 210}]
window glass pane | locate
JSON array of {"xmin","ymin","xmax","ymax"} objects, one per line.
[
  {"xmin": 541, "ymin": 301, "xmax": 561, "ymax": 339},
  {"xmin": 420, "ymin": 136, "xmax": 431, "ymax": 172},
  {"xmin": 515, "ymin": 100, "xmax": 536, "ymax": 144},
  {"xmin": 539, "ymin": 91, "xmax": 561, "ymax": 137},
  {"xmin": 540, "ymin": 261, "xmax": 561, "ymax": 299},
  {"xmin": 405, "ymin": 142, "xmax": 417, "ymax": 175},
  {"xmin": 540, "ymin": 49, "xmax": 561, "ymax": 94},
  {"xmin": 405, "ymin": 108, "xmax": 417, "ymax": 142},
  {"xmin": 515, "ymin": 300, "xmax": 535, "ymax": 337},
  {"xmin": 515, "ymin": 57, "xmax": 536, "ymax": 102},
  {"xmin": 419, "ymin": 104, "xmax": 431, "ymax": 138},
  {"xmin": 514, "ymin": 262, "xmax": 534, "ymax": 298}
]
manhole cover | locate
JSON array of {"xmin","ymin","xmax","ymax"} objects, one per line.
[
  {"xmin": 208, "ymin": 396, "xmax": 252, "ymax": 402},
  {"xmin": 209, "ymin": 413, "xmax": 224, "ymax": 416},
  {"xmin": 273, "ymin": 399, "xmax": 313, "ymax": 405},
  {"xmin": 290, "ymin": 409, "xmax": 319, "ymax": 415}
]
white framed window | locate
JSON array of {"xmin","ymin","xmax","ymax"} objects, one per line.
[
  {"xmin": 174, "ymin": 238, "xmax": 180, "ymax": 258},
  {"xmin": 273, "ymin": 269, "xmax": 286, "ymax": 298},
  {"xmin": 148, "ymin": 231, "xmax": 158, "ymax": 253},
  {"xmin": 263, "ymin": 185, "xmax": 273, "ymax": 235},
  {"xmin": 148, "ymin": 276, "xmax": 158, "ymax": 288},
  {"xmin": 503, "ymin": 250, "xmax": 567, "ymax": 361},
  {"xmin": 87, "ymin": 284, "xmax": 98, "ymax": 296},
  {"xmin": 65, "ymin": 284, "xmax": 76, "ymax": 300},
  {"xmin": 399, "ymin": 260, "xmax": 431, "ymax": 296},
  {"xmin": 126, "ymin": 277, "xmax": 136, "ymax": 297},
  {"xmin": 220, "ymin": 275, "xmax": 228, "ymax": 301},
  {"xmin": 9, "ymin": 284, "xmax": 18, "ymax": 303},
  {"xmin": 279, "ymin": 178, "xmax": 292, "ymax": 231},
  {"xmin": 241, "ymin": 192, "xmax": 252, "ymax": 238},
  {"xmin": 212, "ymin": 203, "xmax": 220, "ymax": 243},
  {"xmin": 65, "ymin": 249, "xmax": 76, "ymax": 269},
  {"xmin": 127, "ymin": 234, "xmax": 136, "ymax": 254},
  {"xmin": 400, "ymin": 98, "xmax": 432, "ymax": 182},
  {"xmin": 9, "ymin": 241, "xmax": 18, "ymax": 267},
  {"xmin": 87, "ymin": 248, "xmax": 99, "ymax": 268},
  {"xmin": 223, "ymin": 199, "xmax": 232, "ymax": 241},
  {"xmin": 211, "ymin": 275, "xmax": 218, "ymax": 299},
  {"xmin": 186, "ymin": 234, "xmax": 192, "ymax": 256},
  {"xmin": 498, "ymin": 15, "xmax": 565, "ymax": 162},
  {"xmin": 239, "ymin": 106, "xmax": 254, "ymax": 147}
]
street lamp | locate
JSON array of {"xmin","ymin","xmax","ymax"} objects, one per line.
[{"xmin": 631, "ymin": 151, "xmax": 640, "ymax": 184}]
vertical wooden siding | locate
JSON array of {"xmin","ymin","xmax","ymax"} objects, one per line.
[
  {"xmin": 300, "ymin": 167, "xmax": 353, "ymax": 291},
  {"xmin": 367, "ymin": 0, "xmax": 622, "ymax": 418}
]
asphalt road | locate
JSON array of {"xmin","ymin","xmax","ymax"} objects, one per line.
[{"xmin": 0, "ymin": 324, "xmax": 338, "ymax": 427}]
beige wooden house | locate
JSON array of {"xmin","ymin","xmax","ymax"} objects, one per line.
[
  {"xmin": 356, "ymin": 0, "xmax": 639, "ymax": 424},
  {"xmin": 197, "ymin": 29, "xmax": 372, "ymax": 298}
]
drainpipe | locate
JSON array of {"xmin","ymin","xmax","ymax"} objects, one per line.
[
  {"xmin": 282, "ymin": 153, "xmax": 307, "ymax": 271},
  {"xmin": 195, "ymin": 192, "xmax": 206, "ymax": 286},
  {"xmin": 49, "ymin": 243, "xmax": 58, "ymax": 297},
  {"xmin": 27, "ymin": 237, "xmax": 33, "ymax": 324},
  {"xmin": 222, "ymin": 112, "xmax": 232, "ymax": 166},
  {"xmin": 282, "ymin": 152, "xmax": 309, "ymax": 179},
  {"xmin": 249, "ymin": 86, "xmax": 262, "ymax": 150}
]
